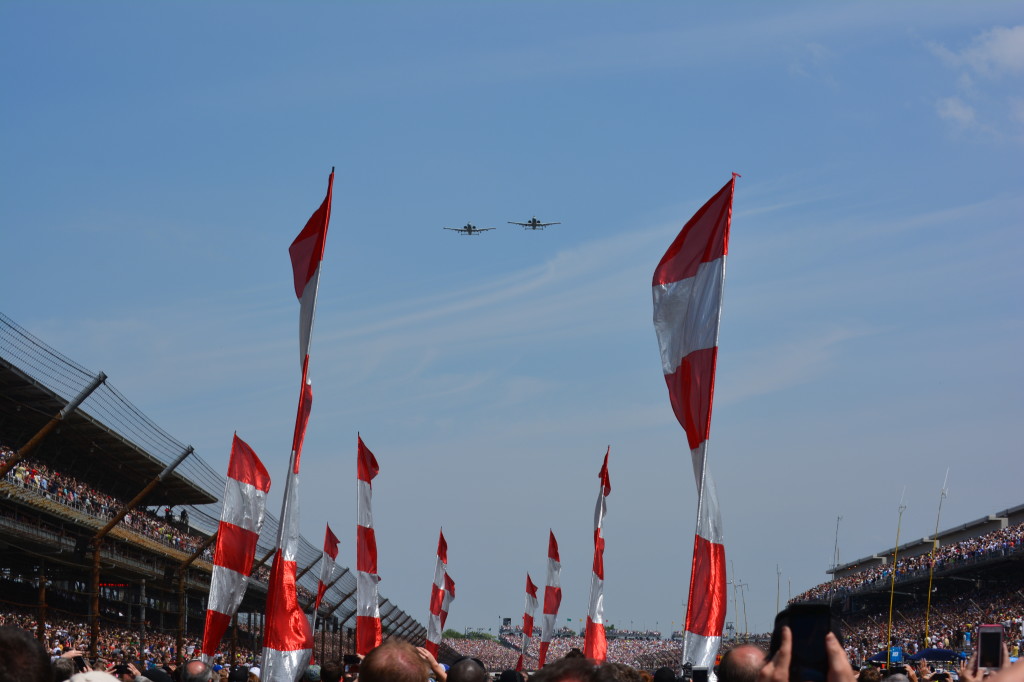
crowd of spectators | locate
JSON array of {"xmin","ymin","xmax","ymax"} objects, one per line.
[
  {"xmin": 0, "ymin": 608, "xmax": 259, "ymax": 671},
  {"xmin": 1, "ymin": 444, "xmax": 212, "ymax": 559},
  {"xmin": 793, "ymin": 522, "xmax": 1024, "ymax": 603}
]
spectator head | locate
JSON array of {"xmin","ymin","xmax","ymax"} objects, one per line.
[
  {"xmin": 181, "ymin": 660, "xmax": 214, "ymax": 682},
  {"xmin": 594, "ymin": 662, "xmax": 645, "ymax": 682},
  {"xmin": 531, "ymin": 657, "xmax": 597, "ymax": 682},
  {"xmin": 141, "ymin": 669, "xmax": 174, "ymax": 682},
  {"xmin": 498, "ymin": 671, "xmax": 524, "ymax": 682},
  {"xmin": 882, "ymin": 675, "xmax": 910, "ymax": 682},
  {"xmin": 320, "ymin": 660, "xmax": 344, "ymax": 682},
  {"xmin": 0, "ymin": 626, "xmax": 51, "ymax": 682},
  {"xmin": 652, "ymin": 668, "xmax": 677, "ymax": 682},
  {"xmin": 305, "ymin": 664, "xmax": 322, "ymax": 681},
  {"xmin": 69, "ymin": 674, "xmax": 120, "ymax": 682},
  {"xmin": 360, "ymin": 641, "xmax": 429, "ymax": 682},
  {"xmin": 53, "ymin": 657, "xmax": 77, "ymax": 682},
  {"xmin": 227, "ymin": 666, "xmax": 249, "ymax": 682},
  {"xmin": 717, "ymin": 645, "xmax": 766, "ymax": 682},
  {"xmin": 247, "ymin": 666, "xmax": 260, "ymax": 681},
  {"xmin": 858, "ymin": 668, "xmax": 882, "ymax": 682},
  {"xmin": 448, "ymin": 657, "xmax": 488, "ymax": 682}
]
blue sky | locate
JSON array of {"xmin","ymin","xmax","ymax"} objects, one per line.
[{"xmin": 2, "ymin": 2, "xmax": 1022, "ymax": 638}]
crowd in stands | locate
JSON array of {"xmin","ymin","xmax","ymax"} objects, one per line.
[
  {"xmin": 793, "ymin": 522, "xmax": 1024, "ymax": 603},
  {"xmin": 0, "ymin": 608, "xmax": 259, "ymax": 671},
  {"xmin": 1, "ymin": 445, "xmax": 331, "ymax": 606},
  {"xmin": 1, "ymin": 445, "xmax": 214, "ymax": 560}
]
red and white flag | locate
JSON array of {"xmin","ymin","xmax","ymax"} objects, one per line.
[
  {"xmin": 264, "ymin": 169, "xmax": 334, "ymax": 681},
  {"xmin": 289, "ymin": 168, "xmax": 333, "ymax": 369},
  {"xmin": 583, "ymin": 448, "xmax": 612, "ymax": 662},
  {"xmin": 516, "ymin": 574, "xmax": 539, "ymax": 672},
  {"xmin": 424, "ymin": 529, "xmax": 449, "ymax": 657},
  {"xmin": 314, "ymin": 524, "xmax": 341, "ymax": 612},
  {"xmin": 200, "ymin": 434, "xmax": 271, "ymax": 662},
  {"xmin": 537, "ymin": 531, "xmax": 562, "ymax": 668},
  {"xmin": 652, "ymin": 175, "xmax": 737, "ymax": 668},
  {"xmin": 356, "ymin": 435, "xmax": 382, "ymax": 655}
]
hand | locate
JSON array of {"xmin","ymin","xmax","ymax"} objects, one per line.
[
  {"xmin": 958, "ymin": 654, "xmax": 981, "ymax": 682},
  {"xmin": 985, "ymin": 657, "xmax": 1024, "ymax": 682},
  {"xmin": 415, "ymin": 646, "xmax": 446, "ymax": 682},
  {"xmin": 757, "ymin": 627, "xmax": 856, "ymax": 682},
  {"xmin": 128, "ymin": 663, "xmax": 141, "ymax": 677}
]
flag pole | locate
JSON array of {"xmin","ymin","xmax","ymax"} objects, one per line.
[
  {"xmin": 886, "ymin": 488, "xmax": 908, "ymax": 668},
  {"xmin": 924, "ymin": 469, "xmax": 949, "ymax": 645}
]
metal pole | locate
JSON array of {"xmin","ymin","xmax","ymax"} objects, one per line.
[
  {"xmin": 140, "ymin": 578, "xmax": 147, "ymax": 645},
  {"xmin": 176, "ymin": 531, "xmax": 218, "ymax": 665},
  {"xmin": 886, "ymin": 489, "xmax": 908, "ymax": 668},
  {"xmin": 37, "ymin": 561, "xmax": 47, "ymax": 644},
  {"xmin": 0, "ymin": 372, "xmax": 107, "ymax": 480},
  {"xmin": 925, "ymin": 469, "xmax": 949, "ymax": 645},
  {"xmin": 231, "ymin": 612, "xmax": 238, "ymax": 669},
  {"xmin": 91, "ymin": 444, "xmax": 195, "ymax": 658},
  {"xmin": 776, "ymin": 564, "xmax": 781, "ymax": 615}
]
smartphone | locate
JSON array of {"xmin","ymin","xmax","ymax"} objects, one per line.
[
  {"xmin": 693, "ymin": 667, "xmax": 709, "ymax": 682},
  {"xmin": 977, "ymin": 624, "xmax": 1003, "ymax": 670},
  {"xmin": 769, "ymin": 603, "xmax": 840, "ymax": 682},
  {"xmin": 73, "ymin": 656, "xmax": 87, "ymax": 672}
]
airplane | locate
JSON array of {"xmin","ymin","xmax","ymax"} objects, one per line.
[
  {"xmin": 443, "ymin": 223, "xmax": 495, "ymax": 235},
  {"xmin": 508, "ymin": 216, "xmax": 561, "ymax": 230}
]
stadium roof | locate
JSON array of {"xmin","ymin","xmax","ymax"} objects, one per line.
[{"xmin": 0, "ymin": 358, "xmax": 216, "ymax": 506}]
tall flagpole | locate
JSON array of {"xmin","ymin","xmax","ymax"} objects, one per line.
[
  {"xmin": 830, "ymin": 515, "xmax": 842, "ymax": 606},
  {"xmin": 924, "ymin": 469, "xmax": 949, "ymax": 645},
  {"xmin": 886, "ymin": 488, "xmax": 908, "ymax": 668}
]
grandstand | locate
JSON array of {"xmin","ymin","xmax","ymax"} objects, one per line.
[
  {"xmin": 0, "ymin": 312, "xmax": 425, "ymax": 663},
  {"xmin": 791, "ymin": 505, "xmax": 1024, "ymax": 665}
]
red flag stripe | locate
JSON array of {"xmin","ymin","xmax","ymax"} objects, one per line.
[
  {"xmin": 226, "ymin": 435, "xmax": 272, "ymax": 493},
  {"xmin": 213, "ymin": 522, "xmax": 260, "ymax": 576},
  {"xmin": 289, "ymin": 171, "xmax": 333, "ymax": 298},
  {"xmin": 264, "ymin": 551, "xmax": 315, "ymax": 650},
  {"xmin": 538, "ymin": 531, "xmax": 562, "ymax": 667},
  {"xmin": 651, "ymin": 178, "xmax": 733, "ymax": 286},
  {"xmin": 684, "ymin": 534, "xmax": 728, "ymax": 637},
  {"xmin": 663, "ymin": 347, "xmax": 718, "ymax": 451}
]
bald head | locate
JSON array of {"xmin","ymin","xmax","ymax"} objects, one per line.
[
  {"xmin": 717, "ymin": 645, "xmax": 766, "ymax": 682},
  {"xmin": 360, "ymin": 641, "xmax": 429, "ymax": 682},
  {"xmin": 448, "ymin": 658, "xmax": 489, "ymax": 682}
]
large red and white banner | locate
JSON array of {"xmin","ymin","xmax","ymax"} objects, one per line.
[
  {"xmin": 516, "ymin": 574, "xmax": 539, "ymax": 672},
  {"xmin": 652, "ymin": 175, "xmax": 737, "ymax": 668},
  {"xmin": 200, "ymin": 435, "xmax": 271, "ymax": 662},
  {"xmin": 424, "ymin": 529, "xmax": 449, "ymax": 657},
  {"xmin": 356, "ymin": 435, "xmax": 382, "ymax": 655},
  {"xmin": 264, "ymin": 169, "xmax": 334, "ymax": 681},
  {"xmin": 583, "ymin": 448, "xmax": 612, "ymax": 662},
  {"xmin": 537, "ymin": 531, "xmax": 562, "ymax": 668}
]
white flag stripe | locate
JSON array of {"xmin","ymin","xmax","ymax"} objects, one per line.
[
  {"xmin": 683, "ymin": 632, "xmax": 722, "ymax": 667},
  {"xmin": 298, "ymin": 263, "xmax": 321, "ymax": 367},
  {"xmin": 587, "ymin": 576, "xmax": 605, "ymax": 624},
  {"xmin": 357, "ymin": 480, "xmax": 374, "ymax": 528},
  {"xmin": 356, "ymin": 571, "xmax": 381, "ymax": 617},
  {"xmin": 220, "ymin": 478, "xmax": 268, "ymax": 534},
  {"xmin": 652, "ymin": 258, "xmax": 725, "ymax": 374},
  {"xmin": 262, "ymin": 647, "xmax": 310, "ymax": 682},
  {"xmin": 208, "ymin": 563, "xmax": 249, "ymax": 614}
]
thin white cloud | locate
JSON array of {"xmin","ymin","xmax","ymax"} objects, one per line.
[
  {"xmin": 936, "ymin": 96, "xmax": 977, "ymax": 127},
  {"xmin": 929, "ymin": 24, "xmax": 1024, "ymax": 138}
]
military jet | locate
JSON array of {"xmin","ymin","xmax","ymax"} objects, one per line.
[
  {"xmin": 444, "ymin": 223, "xmax": 495, "ymax": 235},
  {"xmin": 508, "ymin": 217, "xmax": 561, "ymax": 230}
]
